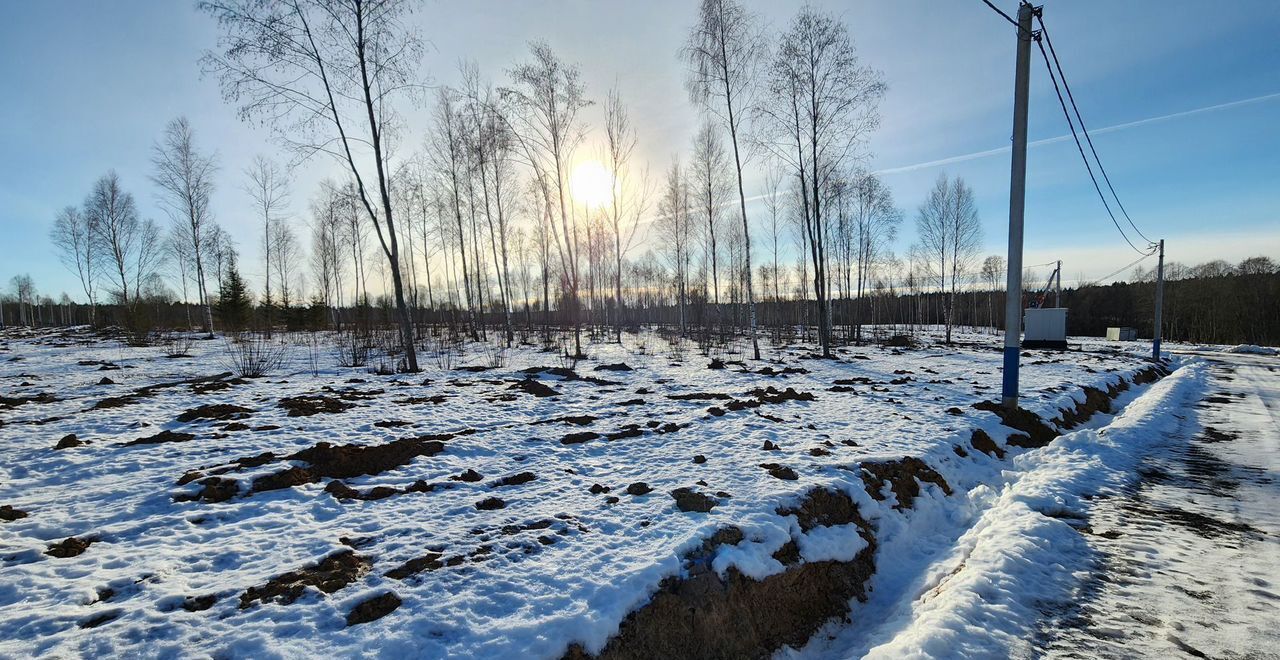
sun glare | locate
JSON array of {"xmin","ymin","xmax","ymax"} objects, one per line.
[{"xmin": 569, "ymin": 160, "xmax": 615, "ymax": 209}]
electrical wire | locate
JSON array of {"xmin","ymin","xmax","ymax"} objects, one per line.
[
  {"xmin": 980, "ymin": 0, "xmax": 1019, "ymax": 27},
  {"xmin": 1092, "ymin": 251, "xmax": 1155, "ymax": 285},
  {"xmin": 1035, "ymin": 35, "xmax": 1153, "ymax": 256},
  {"xmin": 1037, "ymin": 18, "xmax": 1156, "ymax": 246}
]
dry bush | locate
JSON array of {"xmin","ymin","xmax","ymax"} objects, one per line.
[{"xmin": 222, "ymin": 332, "xmax": 289, "ymax": 377}]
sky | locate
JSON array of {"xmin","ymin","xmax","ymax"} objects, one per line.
[{"xmin": 2, "ymin": 0, "xmax": 1278, "ymax": 302}]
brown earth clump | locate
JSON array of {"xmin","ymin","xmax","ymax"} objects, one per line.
[
  {"xmin": 46, "ymin": 536, "xmax": 96, "ymax": 558},
  {"xmin": 176, "ymin": 404, "xmax": 255, "ymax": 423},
  {"xmin": 239, "ymin": 550, "xmax": 370, "ymax": 608},
  {"xmin": 0, "ymin": 505, "xmax": 28, "ymax": 522},
  {"xmin": 566, "ymin": 488, "xmax": 875, "ymax": 660},
  {"xmin": 125, "ymin": 430, "xmax": 196, "ymax": 446},
  {"xmin": 969, "ymin": 429, "xmax": 1006, "ymax": 458},
  {"xmin": 971, "ymin": 401, "xmax": 1058, "ymax": 447},
  {"xmin": 278, "ymin": 395, "xmax": 353, "ymax": 417},
  {"xmin": 250, "ymin": 434, "xmax": 449, "ymax": 494},
  {"xmin": 346, "ymin": 592, "xmax": 402, "ymax": 626},
  {"xmin": 859, "ymin": 458, "xmax": 952, "ymax": 511},
  {"xmin": 54, "ymin": 433, "xmax": 85, "ymax": 450}
]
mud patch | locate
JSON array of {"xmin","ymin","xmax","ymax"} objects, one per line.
[
  {"xmin": 0, "ymin": 505, "xmax": 28, "ymax": 522},
  {"xmin": 250, "ymin": 434, "xmax": 450, "ymax": 494},
  {"xmin": 972, "ymin": 401, "xmax": 1058, "ymax": 447}
]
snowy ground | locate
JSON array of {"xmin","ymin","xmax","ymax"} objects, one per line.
[
  {"xmin": 0, "ymin": 326, "xmax": 1222, "ymax": 658},
  {"xmin": 786, "ymin": 348, "xmax": 1279, "ymax": 659}
]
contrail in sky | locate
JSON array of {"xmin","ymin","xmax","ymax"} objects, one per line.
[
  {"xmin": 871, "ymin": 90, "xmax": 1280, "ymax": 176},
  {"xmin": 641, "ymin": 91, "xmax": 1280, "ymax": 223}
]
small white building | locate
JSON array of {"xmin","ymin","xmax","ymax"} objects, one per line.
[
  {"xmin": 1106, "ymin": 327, "xmax": 1137, "ymax": 341},
  {"xmin": 1024, "ymin": 307, "xmax": 1068, "ymax": 349}
]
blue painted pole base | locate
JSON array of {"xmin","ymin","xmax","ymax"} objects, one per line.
[{"xmin": 1001, "ymin": 345, "xmax": 1020, "ymax": 408}]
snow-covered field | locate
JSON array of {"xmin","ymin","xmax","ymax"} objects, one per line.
[{"xmin": 0, "ymin": 327, "xmax": 1183, "ymax": 657}]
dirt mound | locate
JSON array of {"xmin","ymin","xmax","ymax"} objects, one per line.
[
  {"xmin": 346, "ymin": 592, "xmax": 401, "ymax": 626},
  {"xmin": 176, "ymin": 404, "xmax": 254, "ymax": 423},
  {"xmin": 278, "ymin": 395, "xmax": 354, "ymax": 417},
  {"xmin": 625, "ymin": 482, "xmax": 652, "ymax": 496},
  {"xmin": 761, "ymin": 463, "xmax": 798, "ymax": 480},
  {"xmin": 0, "ymin": 505, "xmax": 28, "ymax": 522},
  {"xmin": 859, "ymin": 458, "xmax": 952, "ymax": 511},
  {"xmin": 239, "ymin": 550, "xmax": 370, "ymax": 609},
  {"xmin": 1055, "ymin": 386, "xmax": 1111, "ymax": 429},
  {"xmin": 595, "ymin": 363, "xmax": 634, "ymax": 372},
  {"xmin": 562, "ymin": 431, "xmax": 602, "ymax": 445},
  {"xmin": 491, "ymin": 472, "xmax": 537, "ymax": 488},
  {"xmin": 475, "ymin": 497, "xmax": 506, "ymax": 510},
  {"xmin": 969, "ymin": 429, "xmax": 1005, "ymax": 458},
  {"xmin": 668, "ymin": 391, "xmax": 731, "ymax": 402},
  {"xmin": 125, "ymin": 430, "xmax": 196, "ymax": 446},
  {"xmin": 511, "ymin": 378, "xmax": 561, "ymax": 398},
  {"xmin": 971, "ymin": 401, "xmax": 1058, "ymax": 447},
  {"xmin": 251, "ymin": 435, "xmax": 449, "ymax": 494},
  {"xmin": 0, "ymin": 392, "xmax": 57, "ymax": 409},
  {"xmin": 386, "ymin": 552, "xmax": 445, "ymax": 580},
  {"xmin": 46, "ymin": 536, "xmax": 96, "ymax": 558},
  {"xmin": 567, "ymin": 488, "xmax": 875, "ymax": 660},
  {"xmin": 54, "ymin": 433, "xmax": 85, "ymax": 450},
  {"xmin": 746, "ymin": 386, "xmax": 816, "ymax": 404},
  {"xmin": 671, "ymin": 488, "xmax": 718, "ymax": 512}
]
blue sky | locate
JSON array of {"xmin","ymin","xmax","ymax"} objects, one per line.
[{"xmin": 2, "ymin": 0, "xmax": 1278, "ymax": 300}]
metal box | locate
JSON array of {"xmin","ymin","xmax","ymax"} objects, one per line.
[{"xmin": 1024, "ymin": 307, "xmax": 1067, "ymax": 349}]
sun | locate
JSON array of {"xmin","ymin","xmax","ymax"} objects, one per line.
[{"xmin": 569, "ymin": 160, "xmax": 616, "ymax": 209}]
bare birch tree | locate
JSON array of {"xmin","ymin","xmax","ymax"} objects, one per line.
[
  {"xmin": 683, "ymin": 0, "xmax": 765, "ymax": 358},
  {"xmin": 201, "ymin": 0, "xmax": 424, "ymax": 370},
  {"xmin": 50, "ymin": 206, "xmax": 98, "ymax": 325},
  {"xmin": 151, "ymin": 116, "xmax": 218, "ymax": 335}
]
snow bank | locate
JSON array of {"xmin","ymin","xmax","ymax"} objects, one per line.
[
  {"xmin": 858, "ymin": 362, "xmax": 1207, "ymax": 658},
  {"xmin": 1226, "ymin": 344, "xmax": 1278, "ymax": 356}
]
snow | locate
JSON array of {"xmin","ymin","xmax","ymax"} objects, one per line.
[
  {"xmin": 1226, "ymin": 343, "xmax": 1278, "ymax": 355},
  {"xmin": 0, "ymin": 327, "xmax": 1160, "ymax": 658}
]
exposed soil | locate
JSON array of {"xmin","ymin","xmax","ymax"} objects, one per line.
[
  {"xmin": 124, "ymin": 430, "xmax": 196, "ymax": 446},
  {"xmin": 0, "ymin": 505, "xmax": 28, "ymax": 522},
  {"xmin": 972, "ymin": 401, "xmax": 1059, "ymax": 448},
  {"xmin": 345, "ymin": 591, "xmax": 401, "ymax": 626},
  {"xmin": 567, "ymin": 488, "xmax": 876, "ymax": 660},
  {"xmin": 176, "ymin": 404, "xmax": 255, "ymax": 423},
  {"xmin": 671, "ymin": 488, "xmax": 718, "ymax": 512},
  {"xmin": 250, "ymin": 434, "xmax": 450, "ymax": 494},
  {"xmin": 386, "ymin": 552, "xmax": 444, "ymax": 580},
  {"xmin": 511, "ymin": 378, "xmax": 561, "ymax": 398},
  {"xmin": 239, "ymin": 550, "xmax": 371, "ymax": 609},
  {"xmin": 475, "ymin": 497, "xmax": 506, "ymax": 510},
  {"xmin": 46, "ymin": 536, "xmax": 96, "ymax": 558},
  {"xmin": 278, "ymin": 395, "xmax": 354, "ymax": 417},
  {"xmin": 859, "ymin": 457, "xmax": 952, "ymax": 511},
  {"xmin": 625, "ymin": 482, "xmax": 653, "ymax": 496},
  {"xmin": 969, "ymin": 429, "xmax": 1006, "ymax": 458},
  {"xmin": 53, "ymin": 433, "xmax": 84, "ymax": 450},
  {"xmin": 561, "ymin": 431, "xmax": 602, "ymax": 445},
  {"xmin": 491, "ymin": 472, "xmax": 537, "ymax": 488},
  {"xmin": 0, "ymin": 392, "xmax": 58, "ymax": 409}
]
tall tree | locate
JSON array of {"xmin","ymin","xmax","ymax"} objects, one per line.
[
  {"xmin": 690, "ymin": 120, "xmax": 729, "ymax": 328},
  {"xmin": 602, "ymin": 84, "xmax": 650, "ymax": 341},
  {"xmin": 500, "ymin": 41, "xmax": 591, "ymax": 358},
  {"xmin": 914, "ymin": 174, "xmax": 982, "ymax": 344},
  {"xmin": 151, "ymin": 116, "xmax": 218, "ymax": 335},
  {"xmin": 761, "ymin": 5, "xmax": 886, "ymax": 356},
  {"xmin": 201, "ymin": 0, "xmax": 423, "ymax": 370},
  {"xmin": 50, "ymin": 206, "xmax": 98, "ymax": 325},
  {"xmin": 683, "ymin": 0, "xmax": 765, "ymax": 358},
  {"xmin": 245, "ymin": 155, "xmax": 290, "ymax": 332},
  {"xmin": 86, "ymin": 171, "xmax": 162, "ymax": 310}
]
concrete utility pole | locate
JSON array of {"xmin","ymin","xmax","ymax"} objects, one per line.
[
  {"xmin": 1001, "ymin": 2, "xmax": 1036, "ymax": 410},
  {"xmin": 1054, "ymin": 259, "xmax": 1062, "ymax": 307},
  {"xmin": 1152, "ymin": 239, "xmax": 1165, "ymax": 361}
]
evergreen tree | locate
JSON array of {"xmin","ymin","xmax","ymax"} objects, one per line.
[{"xmin": 215, "ymin": 254, "xmax": 251, "ymax": 330}]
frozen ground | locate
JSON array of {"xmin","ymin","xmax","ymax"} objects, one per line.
[{"xmin": 0, "ymin": 326, "xmax": 1209, "ymax": 657}]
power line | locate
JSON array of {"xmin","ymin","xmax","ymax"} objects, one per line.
[
  {"xmin": 1034, "ymin": 33, "xmax": 1152, "ymax": 256},
  {"xmin": 1092, "ymin": 251, "xmax": 1155, "ymax": 285},
  {"xmin": 1037, "ymin": 18, "xmax": 1155, "ymax": 246},
  {"xmin": 980, "ymin": 0, "xmax": 1019, "ymax": 27}
]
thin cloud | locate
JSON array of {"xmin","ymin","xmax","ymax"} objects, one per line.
[{"xmin": 873, "ymin": 90, "xmax": 1280, "ymax": 175}]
